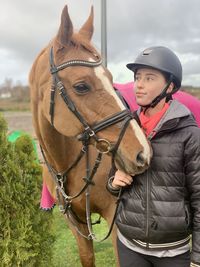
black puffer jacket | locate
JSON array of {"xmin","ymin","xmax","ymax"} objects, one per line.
[{"xmin": 111, "ymin": 101, "xmax": 200, "ymax": 264}]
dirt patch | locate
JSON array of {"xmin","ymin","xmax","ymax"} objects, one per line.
[{"xmin": 2, "ymin": 111, "xmax": 43, "ymax": 160}]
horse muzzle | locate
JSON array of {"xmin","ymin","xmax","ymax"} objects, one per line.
[{"xmin": 114, "ymin": 148, "xmax": 151, "ymax": 175}]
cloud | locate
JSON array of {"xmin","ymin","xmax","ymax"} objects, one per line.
[{"xmin": 0, "ymin": 0, "xmax": 200, "ymax": 86}]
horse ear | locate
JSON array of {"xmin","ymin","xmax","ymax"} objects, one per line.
[
  {"xmin": 56, "ymin": 5, "xmax": 73, "ymax": 46},
  {"xmin": 79, "ymin": 6, "xmax": 94, "ymax": 41}
]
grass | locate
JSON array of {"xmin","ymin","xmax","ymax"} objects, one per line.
[
  {"xmin": 0, "ymin": 99, "xmax": 30, "ymax": 111},
  {"xmin": 51, "ymin": 207, "xmax": 116, "ymax": 267}
]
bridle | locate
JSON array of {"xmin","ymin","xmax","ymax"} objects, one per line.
[
  {"xmin": 42, "ymin": 46, "xmax": 138, "ymax": 241},
  {"xmin": 49, "ymin": 47, "xmax": 134, "ymax": 148}
]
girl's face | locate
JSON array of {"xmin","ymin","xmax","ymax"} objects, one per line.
[{"xmin": 134, "ymin": 68, "xmax": 169, "ymax": 108}]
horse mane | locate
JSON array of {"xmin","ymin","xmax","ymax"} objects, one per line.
[{"xmin": 29, "ymin": 46, "xmax": 48, "ymax": 84}]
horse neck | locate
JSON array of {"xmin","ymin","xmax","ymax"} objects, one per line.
[
  {"xmin": 55, "ymin": 136, "xmax": 83, "ymax": 173},
  {"xmin": 41, "ymin": 125, "xmax": 82, "ymax": 173}
]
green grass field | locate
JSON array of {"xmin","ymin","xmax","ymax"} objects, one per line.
[{"xmin": 51, "ymin": 207, "xmax": 116, "ymax": 267}]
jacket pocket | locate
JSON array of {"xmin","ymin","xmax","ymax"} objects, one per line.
[{"xmin": 184, "ymin": 203, "xmax": 192, "ymax": 231}]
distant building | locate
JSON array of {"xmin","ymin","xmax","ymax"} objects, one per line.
[{"xmin": 0, "ymin": 92, "xmax": 11, "ymax": 99}]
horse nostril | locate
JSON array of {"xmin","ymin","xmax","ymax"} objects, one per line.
[{"xmin": 136, "ymin": 151, "xmax": 145, "ymax": 166}]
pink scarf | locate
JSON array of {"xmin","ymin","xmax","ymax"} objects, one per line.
[{"xmin": 139, "ymin": 103, "xmax": 169, "ymax": 137}]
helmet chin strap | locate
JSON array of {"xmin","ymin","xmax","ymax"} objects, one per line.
[{"xmin": 141, "ymin": 74, "xmax": 174, "ymax": 112}]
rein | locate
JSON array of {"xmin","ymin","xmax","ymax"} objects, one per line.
[{"xmin": 42, "ymin": 46, "xmax": 136, "ymax": 241}]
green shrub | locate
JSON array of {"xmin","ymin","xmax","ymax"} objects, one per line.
[{"xmin": 0, "ymin": 114, "xmax": 55, "ymax": 267}]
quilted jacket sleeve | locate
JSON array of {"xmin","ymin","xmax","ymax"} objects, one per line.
[
  {"xmin": 184, "ymin": 126, "xmax": 200, "ymax": 266},
  {"xmin": 106, "ymin": 176, "xmax": 121, "ymax": 197}
]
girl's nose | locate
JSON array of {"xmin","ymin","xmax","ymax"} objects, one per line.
[{"xmin": 136, "ymin": 79, "xmax": 144, "ymax": 88}]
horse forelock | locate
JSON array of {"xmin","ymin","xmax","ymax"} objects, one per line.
[
  {"xmin": 54, "ymin": 32, "xmax": 100, "ymax": 63},
  {"xmin": 72, "ymin": 33, "xmax": 97, "ymax": 53}
]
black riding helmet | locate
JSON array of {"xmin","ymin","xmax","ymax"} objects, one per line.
[{"xmin": 126, "ymin": 46, "xmax": 182, "ymax": 108}]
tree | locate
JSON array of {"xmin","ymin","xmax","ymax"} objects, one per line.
[{"xmin": 0, "ymin": 114, "xmax": 55, "ymax": 267}]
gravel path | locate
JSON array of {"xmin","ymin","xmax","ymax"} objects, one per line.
[{"xmin": 2, "ymin": 111, "xmax": 35, "ymax": 137}]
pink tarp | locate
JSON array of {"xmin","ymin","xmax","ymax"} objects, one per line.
[{"xmin": 114, "ymin": 82, "xmax": 200, "ymax": 127}]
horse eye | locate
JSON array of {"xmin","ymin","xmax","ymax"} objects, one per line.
[{"xmin": 73, "ymin": 83, "xmax": 90, "ymax": 95}]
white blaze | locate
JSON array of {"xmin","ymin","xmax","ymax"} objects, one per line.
[
  {"xmin": 94, "ymin": 65, "xmax": 125, "ymax": 110},
  {"xmin": 94, "ymin": 65, "xmax": 151, "ymax": 162}
]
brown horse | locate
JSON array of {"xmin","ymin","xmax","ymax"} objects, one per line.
[{"xmin": 29, "ymin": 5, "xmax": 151, "ymax": 267}]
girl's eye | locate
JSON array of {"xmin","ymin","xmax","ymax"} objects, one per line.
[
  {"xmin": 73, "ymin": 83, "xmax": 90, "ymax": 95},
  {"xmin": 147, "ymin": 76, "xmax": 154, "ymax": 81}
]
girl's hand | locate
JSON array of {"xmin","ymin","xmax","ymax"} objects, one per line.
[{"xmin": 112, "ymin": 170, "xmax": 133, "ymax": 189}]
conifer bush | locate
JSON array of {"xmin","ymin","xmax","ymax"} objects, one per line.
[{"xmin": 0, "ymin": 114, "xmax": 55, "ymax": 267}]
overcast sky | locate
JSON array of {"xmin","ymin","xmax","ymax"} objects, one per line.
[{"xmin": 1, "ymin": 0, "xmax": 200, "ymax": 87}]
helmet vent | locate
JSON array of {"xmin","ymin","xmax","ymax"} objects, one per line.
[{"xmin": 143, "ymin": 48, "xmax": 152, "ymax": 55}]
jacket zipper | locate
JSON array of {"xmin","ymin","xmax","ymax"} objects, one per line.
[{"xmin": 145, "ymin": 169, "xmax": 150, "ymax": 248}]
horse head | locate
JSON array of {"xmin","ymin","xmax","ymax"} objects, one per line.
[{"xmin": 30, "ymin": 5, "xmax": 151, "ymax": 175}]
